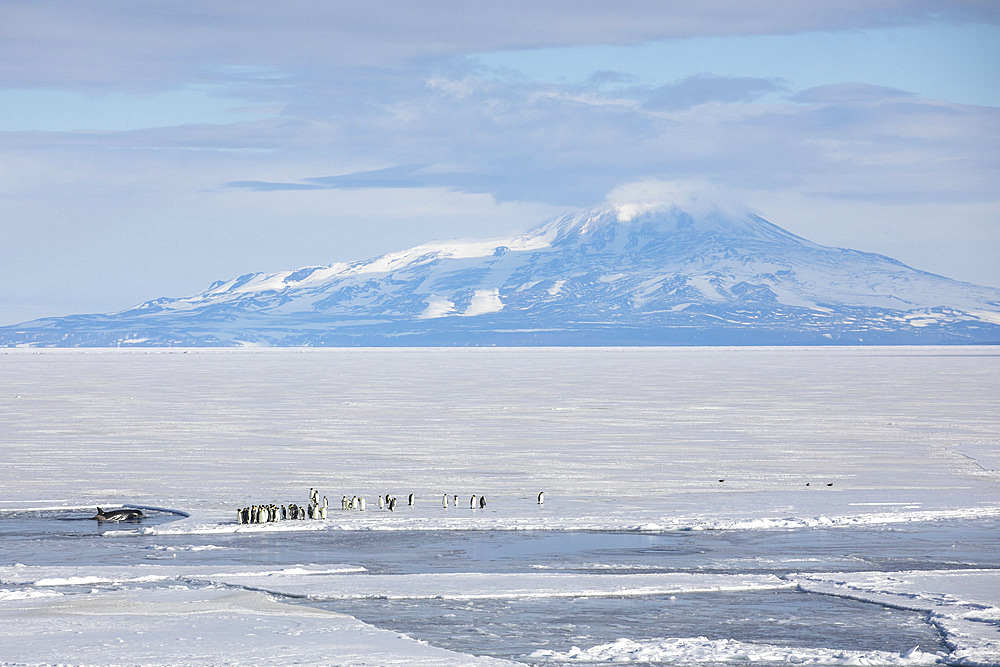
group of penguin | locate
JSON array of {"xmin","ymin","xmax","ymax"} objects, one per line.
[
  {"xmin": 237, "ymin": 488, "xmax": 330, "ymax": 525},
  {"xmin": 237, "ymin": 489, "xmax": 546, "ymax": 524},
  {"xmin": 345, "ymin": 492, "xmax": 494, "ymax": 511},
  {"xmin": 444, "ymin": 494, "xmax": 488, "ymax": 509}
]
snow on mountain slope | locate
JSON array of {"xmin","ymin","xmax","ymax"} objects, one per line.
[{"xmin": 3, "ymin": 205, "xmax": 999, "ymax": 346}]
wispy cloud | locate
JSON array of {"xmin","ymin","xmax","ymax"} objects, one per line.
[{"xmin": 643, "ymin": 75, "xmax": 786, "ymax": 110}]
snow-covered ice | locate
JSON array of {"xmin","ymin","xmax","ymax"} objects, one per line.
[
  {"xmin": 530, "ymin": 637, "xmax": 942, "ymax": 665},
  {"xmin": 0, "ymin": 346, "xmax": 997, "ymax": 665},
  {"xmin": 796, "ymin": 570, "xmax": 1000, "ymax": 665},
  {"xmin": 0, "ymin": 585, "xmax": 516, "ymax": 666}
]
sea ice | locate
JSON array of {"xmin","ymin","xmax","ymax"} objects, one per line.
[{"xmin": 0, "ymin": 347, "xmax": 997, "ymax": 664}]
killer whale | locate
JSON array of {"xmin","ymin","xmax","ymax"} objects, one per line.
[{"xmin": 91, "ymin": 507, "xmax": 144, "ymax": 522}]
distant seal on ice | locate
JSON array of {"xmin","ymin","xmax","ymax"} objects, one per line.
[{"xmin": 91, "ymin": 507, "xmax": 143, "ymax": 522}]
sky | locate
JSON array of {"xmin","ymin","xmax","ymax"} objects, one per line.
[{"xmin": 1, "ymin": 1, "xmax": 998, "ymax": 325}]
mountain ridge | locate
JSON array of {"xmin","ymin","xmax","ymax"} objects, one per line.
[{"xmin": 4, "ymin": 205, "xmax": 999, "ymax": 346}]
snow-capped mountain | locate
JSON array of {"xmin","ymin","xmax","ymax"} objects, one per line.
[{"xmin": 4, "ymin": 205, "xmax": 1000, "ymax": 346}]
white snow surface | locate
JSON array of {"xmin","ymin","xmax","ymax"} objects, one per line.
[
  {"xmin": 1, "ymin": 346, "xmax": 998, "ymax": 665},
  {"xmin": 0, "ymin": 585, "xmax": 516, "ymax": 666},
  {"xmin": 530, "ymin": 637, "xmax": 942, "ymax": 664},
  {"xmin": 2, "ymin": 347, "xmax": 995, "ymax": 526}
]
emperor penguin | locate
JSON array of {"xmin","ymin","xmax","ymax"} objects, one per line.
[
  {"xmin": 359, "ymin": 497, "xmax": 366, "ymax": 511},
  {"xmin": 479, "ymin": 495, "xmax": 487, "ymax": 509},
  {"xmin": 237, "ymin": 509, "xmax": 245, "ymax": 524},
  {"xmin": 408, "ymin": 493, "xmax": 414, "ymax": 506},
  {"xmin": 342, "ymin": 495, "xmax": 348, "ymax": 511},
  {"xmin": 388, "ymin": 496, "xmax": 396, "ymax": 512},
  {"xmin": 321, "ymin": 496, "xmax": 328, "ymax": 519},
  {"xmin": 470, "ymin": 495, "xmax": 477, "ymax": 509},
  {"xmin": 453, "ymin": 494, "xmax": 459, "ymax": 507},
  {"xmin": 537, "ymin": 491, "xmax": 544, "ymax": 504},
  {"xmin": 442, "ymin": 494, "xmax": 449, "ymax": 508},
  {"xmin": 378, "ymin": 495, "xmax": 385, "ymax": 509}
]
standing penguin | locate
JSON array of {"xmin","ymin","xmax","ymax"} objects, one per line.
[
  {"xmin": 479, "ymin": 495, "xmax": 487, "ymax": 509},
  {"xmin": 442, "ymin": 494, "xmax": 449, "ymax": 508},
  {"xmin": 321, "ymin": 496, "xmax": 329, "ymax": 519},
  {"xmin": 388, "ymin": 496, "xmax": 396, "ymax": 512},
  {"xmin": 359, "ymin": 497, "xmax": 366, "ymax": 511},
  {"xmin": 537, "ymin": 491, "xmax": 544, "ymax": 504},
  {"xmin": 470, "ymin": 495, "xmax": 477, "ymax": 509},
  {"xmin": 408, "ymin": 493, "xmax": 414, "ymax": 506},
  {"xmin": 378, "ymin": 495, "xmax": 385, "ymax": 510}
]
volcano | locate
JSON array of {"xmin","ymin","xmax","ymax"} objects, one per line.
[{"xmin": 4, "ymin": 205, "xmax": 999, "ymax": 346}]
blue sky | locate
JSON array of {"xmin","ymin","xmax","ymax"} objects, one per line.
[{"xmin": 0, "ymin": 1, "xmax": 998, "ymax": 325}]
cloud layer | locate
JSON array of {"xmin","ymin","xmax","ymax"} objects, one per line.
[{"xmin": 4, "ymin": 1, "xmax": 997, "ymax": 89}]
